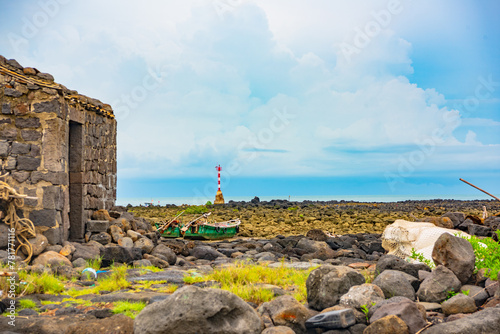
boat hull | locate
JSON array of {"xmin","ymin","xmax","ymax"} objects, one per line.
[{"xmin": 157, "ymin": 223, "xmax": 239, "ymax": 240}]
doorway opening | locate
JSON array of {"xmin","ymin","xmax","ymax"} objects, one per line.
[{"xmin": 69, "ymin": 121, "xmax": 84, "ymax": 241}]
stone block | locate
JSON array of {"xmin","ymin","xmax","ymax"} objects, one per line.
[
  {"xmin": 4, "ymin": 88, "xmax": 22, "ymax": 97},
  {"xmin": 42, "ymin": 224, "xmax": 63, "ymax": 245},
  {"xmin": 33, "ymin": 99, "xmax": 60, "ymax": 116},
  {"xmin": 23, "ymin": 67, "xmax": 36, "ymax": 75},
  {"xmin": 2, "ymin": 103, "xmax": 11, "ymax": 114},
  {"xmin": 15, "ymin": 117, "xmax": 40, "ymax": 128},
  {"xmin": 5, "ymin": 156, "xmax": 16, "ymax": 170},
  {"xmin": 0, "ymin": 117, "xmax": 11, "ymax": 125},
  {"xmin": 21, "ymin": 129, "xmax": 42, "ymax": 141},
  {"xmin": 42, "ymin": 186, "xmax": 64, "ymax": 210},
  {"xmin": 11, "ymin": 171, "xmax": 30, "ymax": 183},
  {"xmin": 31, "ymin": 171, "xmax": 68, "ymax": 185},
  {"xmin": 30, "ymin": 209, "xmax": 58, "ymax": 227},
  {"xmin": 30, "ymin": 144, "xmax": 41, "ymax": 157},
  {"xmin": 0, "ymin": 140, "xmax": 9, "ymax": 156},
  {"xmin": 37, "ymin": 72, "xmax": 54, "ymax": 81},
  {"xmin": 22, "ymin": 187, "xmax": 38, "ymax": 207},
  {"xmin": 16, "ymin": 156, "xmax": 41, "ymax": 171},
  {"xmin": 0, "ymin": 127, "xmax": 17, "ymax": 140},
  {"xmin": 7, "ymin": 58, "xmax": 23, "ymax": 69},
  {"xmin": 11, "ymin": 142, "xmax": 30, "ymax": 154},
  {"xmin": 87, "ymin": 220, "xmax": 110, "ymax": 233},
  {"xmin": 14, "ymin": 103, "xmax": 29, "ymax": 116},
  {"xmin": 42, "ymin": 118, "xmax": 65, "ymax": 172}
]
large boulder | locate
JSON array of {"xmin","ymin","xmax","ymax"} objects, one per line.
[
  {"xmin": 118, "ymin": 237, "xmax": 134, "ymax": 248},
  {"xmin": 421, "ymin": 308, "xmax": 500, "ymax": 334},
  {"xmin": 418, "ymin": 217, "xmax": 454, "ymax": 229},
  {"xmin": 416, "ymin": 265, "xmax": 461, "ymax": 303},
  {"xmin": 0, "ymin": 313, "xmax": 133, "ymax": 334},
  {"xmin": 296, "ymin": 238, "xmax": 330, "ymax": 254},
  {"xmin": 306, "ymin": 229, "xmax": 329, "ymax": 241},
  {"xmin": 151, "ymin": 244, "xmax": 177, "ymax": 265},
  {"xmin": 483, "ymin": 216, "xmax": 500, "ymax": 232},
  {"xmin": 92, "ymin": 209, "xmax": 112, "ymax": 221},
  {"xmin": 376, "ymin": 255, "xmax": 431, "ymax": 278},
  {"xmin": 432, "ymin": 233, "xmax": 475, "ymax": 284},
  {"xmin": 71, "ymin": 242, "xmax": 101, "ymax": 261},
  {"xmin": 306, "ymin": 265, "xmax": 365, "ymax": 311},
  {"xmin": 305, "ymin": 308, "xmax": 356, "ymax": 330},
  {"xmin": 372, "ymin": 270, "xmax": 416, "ymax": 300},
  {"xmin": 22, "ymin": 234, "xmax": 48, "ymax": 256},
  {"xmin": 441, "ymin": 294, "xmax": 477, "ymax": 315},
  {"xmin": 160, "ymin": 239, "xmax": 191, "ymax": 256},
  {"xmin": 441, "ymin": 212, "xmax": 466, "ymax": 228},
  {"xmin": 32, "ymin": 251, "xmax": 72, "ymax": 268},
  {"xmin": 134, "ymin": 237, "xmax": 155, "ymax": 254},
  {"xmin": 257, "ymin": 295, "xmax": 310, "ymax": 334},
  {"xmin": 89, "ymin": 232, "xmax": 112, "ymax": 245},
  {"xmin": 339, "ymin": 284, "xmax": 385, "ymax": 311},
  {"xmin": 301, "ymin": 247, "xmax": 337, "ymax": 261},
  {"xmin": 100, "ymin": 246, "xmax": 142, "ymax": 266},
  {"xmin": 262, "ymin": 327, "xmax": 296, "ymax": 334},
  {"xmin": 108, "ymin": 225, "xmax": 125, "ymax": 243},
  {"xmin": 143, "ymin": 254, "xmax": 169, "ymax": 268},
  {"xmin": 134, "ymin": 285, "xmax": 263, "ymax": 334},
  {"xmin": 111, "ymin": 217, "xmax": 131, "ymax": 232},
  {"xmin": 190, "ymin": 245, "xmax": 225, "ymax": 261},
  {"xmin": 370, "ymin": 299, "xmax": 427, "ymax": 334},
  {"xmin": 364, "ymin": 315, "xmax": 409, "ymax": 334}
]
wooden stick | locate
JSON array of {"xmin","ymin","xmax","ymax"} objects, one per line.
[{"xmin": 460, "ymin": 178, "xmax": 500, "ymax": 201}]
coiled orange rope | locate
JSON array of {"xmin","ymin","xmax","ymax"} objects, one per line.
[{"xmin": 0, "ymin": 174, "xmax": 36, "ymax": 263}]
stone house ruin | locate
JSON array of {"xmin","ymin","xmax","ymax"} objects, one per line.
[{"xmin": 0, "ymin": 55, "xmax": 116, "ymax": 245}]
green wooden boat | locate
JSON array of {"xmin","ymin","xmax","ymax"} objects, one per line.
[{"xmin": 155, "ymin": 212, "xmax": 241, "ymax": 240}]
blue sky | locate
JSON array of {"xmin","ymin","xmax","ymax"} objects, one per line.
[{"xmin": 1, "ymin": 0, "xmax": 499, "ymax": 201}]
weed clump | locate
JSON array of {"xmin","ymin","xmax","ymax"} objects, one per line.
[
  {"xmin": 112, "ymin": 301, "xmax": 147, "ymax": 319},
  {"xmin": 183, "ymin": 261, "xmax": 314, "ymax": 304}
]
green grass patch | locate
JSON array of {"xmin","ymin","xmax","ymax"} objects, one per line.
[
  {"xmin": 61, "ymin": 298, "xmax": 94, "ymax": 307},
  {"xmin": 112, "ymin": 301, "xmax": 147, "ymax": 319},
  {"xmin": 134, "ymin": 280, "xmax": 168, "ymax": 290},
  {"xmin": 183, "ymin": 205, "xmax": 209, "ymax": 215},
  {"xmin": 18, "ymin": 299, "xmax": 38, "ymax": 311},
  {"xmin": 93, "ymin": 264, "xmax": 131, "ymax": 292},
  {"xmin": 66, "ymin": 288, "xmax": 95, "ymax": 298},
  {"xmin": 40, "ymin": 300, "xmax": 62, "ymax": 305},
  {"xmin": 183, "ymin": 262, "xmax": 314, "ymax": 304},
  {"xmin": 463, "ymin": 230, "xmax": 500, "ymax": 280},
  {"xmin": 409, "ymin": 248, "xmax": 435, "ymax": 269},
  {"xmin": 16, "ymin": 271, "xmax": 65, "ymax": 295},
  {"xmin": 85, "ymin": 257, "xmax": 103, "ymax": 270}
]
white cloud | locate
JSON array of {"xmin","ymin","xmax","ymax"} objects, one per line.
[{"xmin": 1, "ymin": 0, "xmax": 498, "ymax": 180}]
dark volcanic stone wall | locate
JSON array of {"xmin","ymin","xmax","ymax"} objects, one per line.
[
  {"xmin": 0, "ymin": 55, "xmax": 116, "ymax": 245},
  {"xmin": 82, "ymin": 111, "xmax": 117, "ymax": 222}
]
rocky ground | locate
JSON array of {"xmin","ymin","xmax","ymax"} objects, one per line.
[
  {"xmin": 132, "ymin": 198, "xmax": 500, "ymax": 237},
  {"xmin": 1, "ymin": 199, "xmax": 500, "ymax": 333}
]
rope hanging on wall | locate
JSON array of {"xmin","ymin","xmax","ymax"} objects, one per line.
[{"xmin": 0, "ymin": 174, "xmax": 37, "ymax": 263}]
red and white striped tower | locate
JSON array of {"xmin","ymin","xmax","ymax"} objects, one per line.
[
  {"xmin": 214, "ymin": 164, "xmax": 225, "ymax": 204},
  {"xmin": 216, "ymin": 165, "xmax": 221, "ymax": 191}
]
